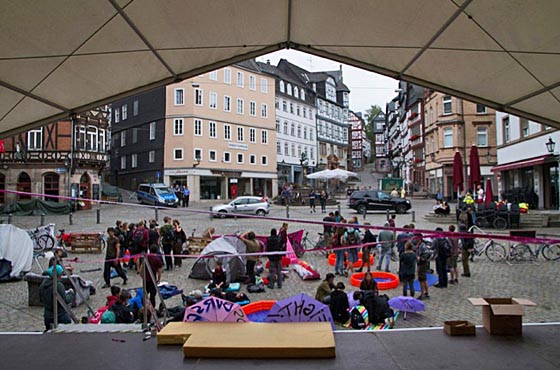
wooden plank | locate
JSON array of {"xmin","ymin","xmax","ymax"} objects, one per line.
[{"xmin": 157, "ymin": 322, "xmax": 335, "ymax": 358}]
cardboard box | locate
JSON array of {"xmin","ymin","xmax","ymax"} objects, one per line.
[
  {"xmin": 443, "ymin": 321, "xmax": 476, "ymax": 336},
  {"xmin": 468, "ymin": 297, "xmax": 536, "ymax": 336}
]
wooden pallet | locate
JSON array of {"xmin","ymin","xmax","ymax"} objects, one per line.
[
  {"xmin": 187, "ymin": 237, "xmax": 211, "ymax": 255},
  {"xmin": 70, "ymin": 233, "xmax": 103, "ymax": 254}
]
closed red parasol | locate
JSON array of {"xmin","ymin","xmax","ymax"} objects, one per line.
[
  {"xmin": 484, "ymin": 178, "xmax": 494, "ymax": 204},
  {"xmin": 469, "ymin": 145, "xmax": 482, "ymax": 192},
  {"xmin": 453, "ymin": 151, "xmax": 464, "ymax": 196}
]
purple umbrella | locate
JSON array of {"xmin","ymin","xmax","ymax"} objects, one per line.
[
  {"xmin": 183, "ymin": 296, "xmax": 249, "ymax": 323},
  {"xmin": 265, "ymin": 293, "xmax": 335, "ymax": 329},
  {"xmin": 388, "ymin": 296, "xmax": 425, "ymax": 320}
]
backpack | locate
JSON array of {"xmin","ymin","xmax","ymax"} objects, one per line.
[
  {"xmin": 247, "ymin": 283, "xmax": 265, "ymax": 293},
  {"xmin": 160, "ymin": 225, "xmax": 175, "ymax": 244},
  {"xmin": 442, "ymin": 239, "xmax": 452, "ymax": 258},
  {"xmin": 133, "ymin": 229, "xmax": 145, "ymax": 245},
  {"xmin": 350, "ymin": 307, "xmax": 367, "ymax": 329},
  {"xmin": 458, "ymin": 210, "xmax": 469, "ymax": 225},
  {"xmin": 347, "ymin": 230, "xmax": 358, "ymax": 245}
]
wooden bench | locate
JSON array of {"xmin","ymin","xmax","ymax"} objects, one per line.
[{"xmin": 70, "ymin": 233, "xmax": 103, "ymax": 254}]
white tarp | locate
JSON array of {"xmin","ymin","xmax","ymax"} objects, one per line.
[
  {"xmin": 307, "ymin": 169, "xmax": 359, "ymax": 181},
  {"xmin": 0, "ymin": 224, "xmax": 33, "ymax": 279},
  {"xmin": 1, "ymin": 0, "xmax": 560, "ymax": 137}
]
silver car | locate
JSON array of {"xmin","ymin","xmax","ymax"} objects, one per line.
[{"xmin": 211, "ymin": 196, "xmax": 270, "ymax": 218}]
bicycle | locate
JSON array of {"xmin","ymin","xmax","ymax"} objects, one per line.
[
  {"xmin": 507, "ymin": 242, "xmax": 560, "ymax": 262},
  {"xmin": 28, "ymin": 224, "xmax": 56, "ymax": 252},
  {"xmin": 292, "ymin": 232, "xmax": 328, "ymax": 257},
  {"xmin": 464, "ymin": 226, "xmax": 508, "ymax": 262}
]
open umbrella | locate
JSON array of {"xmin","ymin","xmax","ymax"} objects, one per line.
[
  {"xmin": 265, "ymin": 293, "xmax": 334, "ymax": 329},
  {"xmin": 484, "ymin": 178, "xmax": 494, "ymax": 204},
  {"xmin": 306, "ymin": 168, "xmax": 358, "ymax": 181},
  {"xmin": 388, "ymin": 296, "xmax": 425, "ymax": 320},
  {"xmin": 469, "ymin": 145, "xmax": 482, "ymax": 193},
  {"xmin": 452, "ymin": 151, "xmax": 464, "ymax": 200},
  {"xmin": 183, "ymin": 296, "xmax": 249, "ymax": 322}
]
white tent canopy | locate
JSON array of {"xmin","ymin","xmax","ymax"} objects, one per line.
[
  {"xmin": 2, "ymin": 0, "xmax": 560, "ymax": 137},
  {"xmin": 306, "ymin": 168, "xmax": 358, "ymax": 181}
]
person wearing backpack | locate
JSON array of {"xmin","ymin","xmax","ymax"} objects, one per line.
[
  {"xmin": 415, "ymin": 235, "xmax": 432, "ymax": 300},
  {"xmin": 159, "ymin": 216, "xmax": 175, "ymax": 271},
  {"xmin": 447, "ymin": 225, "xmax": 460, "ymax": 284},
  {"xmin": 172, "ymin": 220, "xmax": 187, "ymax": 268},
  {"xmin": 342, "ymin": 227, "xmax": 360, "ymax": 277},
  {"xmin": 132, "ymin": 221, "xmax": 149, "ymax": 271},
  {"xmin": 333, "ymin": 226, "xmax": 345, "ymax": 276},
  {"xmin": 433, "ymin": 227, "xmax": 450, "ymax": 288},
  {"xmin": 377, "ymin": 222, "xmax": 394, "ymax": 272},
  {"xmin": 329, "ymin": 282, "xmax": 350, "ymax": 324},
  {"xmin": 266, "ymin": 228, "xmax": 283, "ymax": 289},
  {"xmin": 357, "ymin": 223, "xmax": 376, "ymax": 272}
]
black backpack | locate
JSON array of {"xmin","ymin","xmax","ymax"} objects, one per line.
[
  {"xmin": 366, "ymin": 294, "xmax": 391, "ymax": 325},
  {"xmin": 133, "ymin": 229, "xmax": 145, "ymax": 245},
  {"xmin": 350, "ymin": 307, "xmax": 366, "ymax": 329},
  {"xmin": 161, "ymin": 225, "xmax": 175, "ymax": 244}
]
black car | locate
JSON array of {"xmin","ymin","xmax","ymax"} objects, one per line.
[{"xmin": 347, "ymin": 190, "xmax": 411, "ymax": 214}]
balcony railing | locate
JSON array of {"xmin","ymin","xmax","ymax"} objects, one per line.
[{"xmin": 0, "ymin": 150, "xmax": 107, "ymax": 164}]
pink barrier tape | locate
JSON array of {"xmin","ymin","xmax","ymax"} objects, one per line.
[{"xmin": 4, "ymin": 189, "xmax": 560, "ymax": 247}]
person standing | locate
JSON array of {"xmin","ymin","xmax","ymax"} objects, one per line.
[
  {"xmin": 433, "ymin": 227, "xmax": 449, "ymax": 288},
  {"xmin": 308, "ymin": 190, "xmax": 317, "ymax": 213},
  {"xmin": 133, "ymin": 221, "xmax": 149, "ymax": 271},
  {"xmin": 400, "ymin": 188, "xmax": 406, "ymax": 199},
  {"xmin": 399, "ymin": 242, "xmax": 416, "ymax": 297},
  {"xmin": 342, "ymin": 226, "xmax": 360, "ymax": 277},
  {"xmin": 358, "ymin": 223, "xmax": 376, "ymax": 272},
  {"xmin": 172, "ymin": 220, "xmax": 187, "ymax": 268},
  {"xmin": 183, "ymin": 185, "xmax": 191, "ymax": 207},
  {"xmin": 377, "ymin": 222, "xmax": 394, "ymax": 272},
  {"xmin": 174, "ymin": 184, "xmax": 183, "ymax": 206},
  {"xmin": 322, "ymin": 212, "xmax": 336, "ymax": 253},
  {"xmin": 240, "ymin": 231, "xmax": 260, "ymax": 285},
  {"xmin": 266, "ymin": 228, "xmax": 283, "ymax": 289},
  {"xmin": 159, "ymin": 217, "xmax": 175, "ymax": 271},
  {"xmin": 476, "ymin": 184, "xmax": 484, "ymax": 204},
  {"xmin": 39, "ymin": 262, "xmax": 73, "ymax": 331},
  {"xmin": 279, "ymin": 222, "xmax": 288, "ymax": 251},
  {"xmin": 102, "ymin": 227, "xmax": 128, "ymax": 288},
  {"xmin": 333, "ymin": 226, "xmax": 345, "ymax": 276},
  {"xmin": 460, "ymin": 223, "xmax": 473, "ymax": 277},
  {"xmin": 416, "ymin": 236, "xmax": 431, "ymax": 300},
  {"xmin": 390, "ymin": 188, "xmax": 399, "ymax": 198},
  {"xmin": 141, "ymin": 245, "xmax": 163, "ymax": 308},
  {"xmin": 447, "ymin": 225, "xmax": 460, "ymax": 284},
  {"xmin": 319, "ymin": 190, "xmax": 328, "ymax": 213}
]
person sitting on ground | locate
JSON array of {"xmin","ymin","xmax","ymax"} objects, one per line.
[
  {"xmin": 202, "ymin": 227, "xmax": 215, "ymax": 240},
  {"xmin": 355, "ymin": 290, "xmax": 394, "ymax": 328},
  {"xmin": 359, "ymin": 271, "xmax": 378, "ymax": 295},
  {"xmin": 110, "ymin": 290, "xmax": 134, "ymax": 324},
  {"xmin": 39, "ymin": 262, "xmax": 73, "ymax": 331},
  {"xmin": 106, "ymin": 286, "xmax": 121, "ymax": 309},
  {"xmin": 224, "ymin": 291, "xmax": 250, "ymax": 303},
  {"xmin": 329, "ymin": 282, "xmax": 350, "ymax": 324},
  {"xmin": 315, "ymin": 273, "xmax": 335, "ymax": 304},
  {"xmin": 208, "ymin": 261, "xmax": 228, "ymax": 290},
  {"xmin": 434, "ymin": 201, "xmax": 450, "ymax": 215}
]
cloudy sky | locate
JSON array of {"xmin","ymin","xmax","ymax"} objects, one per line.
[{"xmin": 258, "ymin": 49, "xmax": 398, "ymax": 117}]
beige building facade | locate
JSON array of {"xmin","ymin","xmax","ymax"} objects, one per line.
[{"xmin": 163, "ymin": 62, "xmax": 277, "ymax": 201}]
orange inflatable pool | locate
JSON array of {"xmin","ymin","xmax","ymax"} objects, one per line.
[
  {"xmin": 350, "ymin": 271, "xmax": 399, "ymax": 290},
  {"xmin": 328, "ymin": 252, "xmax": 374, "ymax": 268}
]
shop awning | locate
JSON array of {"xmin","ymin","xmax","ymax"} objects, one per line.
[{"xmin": 491, "ymin": 155, "xmax": 551, "ymax": 172}]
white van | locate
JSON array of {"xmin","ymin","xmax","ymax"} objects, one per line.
[{"xmin": 137, "ymin": 183, "xmax": 179, "ymax": 207}]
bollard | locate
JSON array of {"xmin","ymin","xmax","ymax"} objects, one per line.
[
  {"xmin": 69, "ymin": 212, "xmax": 73, "ymax": 225},
  {"xmin": 337, "ymin": 204, "xmax": 341, "ymax": 215},
  {"xmin": 412, "ymin": 210, "xmax": 416, "ymax": 222},
  {"xmin": 209, "ymin": 206, "xmax": 213, "ymax": 221},
  {"xmin": 286, "ymin": 204, "xmax": 290, "ymax": 219},
  {"xmin": 154, "ymin": 207, "xmax": 159, "ymax": 222},
  {"xmin": 362, "ymin": 206, "xmax": 367, "ymax": 220},
  {"xmin": 96, "ymin": 209, "xmax": 101, "ymax": 224},
  {"xmin": 386, "ymin": 209, "xmax": 390, "ymax": 222},
  {"xmin": 8, "ymin": 214, "xmax": 12, "ymax": 224},
  {"xmin": 40, "ymin": 213, "xmax": 45, "ymax": 226},
  {"xmin": 234, "ymin": 205, "xmax": 237, "ymax": 220}
]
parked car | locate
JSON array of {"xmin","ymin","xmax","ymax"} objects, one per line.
[
  {"xmin": 137, "ymin": 183, "xmax": 179, "ymax": 207},
  {"xmin": 211, "ymin": 196, "xmax": 270, "ymax": 218},
  {"xmin": 347, "ymin": 190, "xmax": 411, "ymax": 214}
]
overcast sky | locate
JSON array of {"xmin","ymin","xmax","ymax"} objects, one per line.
[{"xmin": 258, "ymin": 49, "xmax": 398, "ymax": 117}]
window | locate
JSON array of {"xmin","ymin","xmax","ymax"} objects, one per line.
[
  {"xmin": 301, "ymin": 89, "xmax": 305, "ymax": 100},
  {"xmin": 194, "ymin": 119, "xmax": 202, "ymax": 136},
  {"xmin": 250, "ymin": 101, "xmax": 256, "ymax": 116},
  {"xmin": 194, "ymin": 148, "xmax": 202, "ymax": 161},
  {"xmin": 114, "ymin": 109, "xmax": 120, "ymax": 123},
  {"xmin": 303, "ymin": 107, "xmax": 307, "ymax": 118},
  {"xmin": 304, "ymin": 127, "xmax": 308, "ymax": 139},
  {"xmin": 236, "ymin": 71, "xmax": 244, "ymax": 87},
  {"xmin": 261, "ymin": 78, "xmax": 268, "ymax": 93},
  {"xmin": 194, "ymin": 88, "xmax": 203, "ymax": 105},
  {"xmin": 224, "ymin": 68, "xmax": 231, "ymax": 84},
  {"xmin": 297, "ymin": 145, "xmax": 302, "ymax": 157},
  {"xmin": 296, "ymin": 105, "xmax": 300, "ymax": 116},
  {"xmin": 276, "ymin": 142, "xmax": 281, "ymax": 154},
  {"xmin": 209, "ymin": 121, "xmax": 217, "ymax": 138},
  {"xmin": 121, "ymin": 156, "xmax": 126, "ymax": 169},
  {"xmin": 224, "ymin": 124, "xmax": 231, "ymax": 140},
  {"xmin": 132, "ymin": 128, "xmax": 138, "ymax": 143},
  {"xmin": 99, "ymin": 129, "xmax": 106, "ymax": 152},
  {"xmin": 282, "ymin": 122, "xmax": 288, "ymax": 134},
  {"xmin": 250, "ymin": 154, "xmax": 256, "ymax": 165},
  {"xmin": 174, "ymin": 148, "xmax": 183, "ymax": 160},
  {"xmin": 174, "ymin": 88, "xmax": 185, "ymax": 105},
  {"xmin": 279, "ymin": 81, "xmax": 285, "ymax": 93},
  {"xmin": 237, "ymin": 127, "xmax": 244, "ymax": 142},
  {"xmin": 476, "ymin": 104, "xmax": 486, "ymax": 114},
  {"xmin": 429, "ymin": 107, "xmax": 433, "ymax": 124},
  {"xmin": 149, "ymin": 121, "xmax": 156, "ymax": 140},
  {"xmin": 291, "ymin": 143, "xmax": 295, "ymax": 157},
  {"xmin": 443, "ymin": 127, "xmax": 453, "ymax": 147},
  {"xmin": 287, "ymin": 84, "xmax": 292, "ymax": 95},
  {"xmin": 120, "ymin": 130, "xmax": 126, "ymax": 147},
  {"xmin": 236, "ymin": 98, "xmax": 244, "ymax": 114},
  {"xmin": 290, "ymin": 102, "xmax": 294, "ymax": 114},
  {"xmin": 261, "ymin": 130, "xmax": 268, "ymax": 144},
  {"xmin": 261, "ymin": 156, "xmax": 268, "ymax": 165},
  {"xmin": 174, "ymin": 118, "xmax": 184, "ymax": 136},
  {"xmin": 297, "ymin": 125, "xmax": 301, "ymax": 138},
  {"xmin": 520, "ymin": 118, "xmax": 529, "ymax": 137},
  {"xmin": 237, "ymin": 153, "xmax": 244, "ymax": 164},
  {"xmin": 148, "ymin": 150, "xmax": 155, "ymax": 163},
  {"xmin": 282, "ymin": 100, "xmax": 287, "ymax": 112},
  {"xmin": 443, "ymin": 95, "xmax": 452, "ymax": 115},
  {"xmin": 27, "ymin": 128, "xmax": 43, "ymax": 150},
  {"xmin": 224, "ymin": 96, "xmax": 231, "ymax": 112},
  {"xmin": 477, "ymin": 127, "xmax": 488, "ymax": 146},
  {"xmin": 209, "ymin": 92, "xmax": 217, "ymax": 109},
  {"xmin": 261, "ymin": 103, "xmax": 268, "ymax": 117},
  {"xmin": 294, "ymin": 88, "xmax": 299, "ymax": 99},
  {"xmin": 121, "ymin": 104, "xmax": 127, "ymax": 120},
  {"xmin": 249, "ymin": 128, "xmax": 256, "ymax": 143},
  {"xmin": 209, "ymin": 70, "xmax": 217, "ymax": 81},
  {"xmin": 249, "ymin": 75, "xmax": 256, "ymax": 90},
  {"xmin": 223, "ymin": 152, "xmax": 231, "ymax": 163},
  {"xmin": 133, "ymin": 100, "xmax": 139, "ymax": 116},
  {"xmin": 503, "ymin": 117, "xmax": 510, "ymax": 143},
  {"xmin": 131, "ymin": 153, "xmax": 137, "ymax": 168},
  {"xmin": 284, "ymin": 143, "xmax": 289, "ymax": 155},
  {"xmin": 291, "ymin": 123, "xmax": 295, "ymax": 136},
  {"xmin": 276, "ymin": 120, "xmax": 280, "ymax": 133},
  {"xmin": 209, "ymin": 150, "xmax": 217, "ymax": 162}
]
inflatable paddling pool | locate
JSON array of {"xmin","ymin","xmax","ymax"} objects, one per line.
[
  {"xmin": 350, "ymin": 272, "xmax": 399, "ymax": 290},
  {"xmin": 242, "ymin": 300, "xmax": 276, "ymax": 322},
  {"xmin": 328, "ymin": 252, "xmax": 374, "ymax": 268}
]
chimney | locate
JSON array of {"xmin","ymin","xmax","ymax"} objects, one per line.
[{"xmin": 267, "ymin": 59, "xmax": 270, "ymax": 65}]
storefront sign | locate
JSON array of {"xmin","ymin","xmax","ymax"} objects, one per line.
[{"xmin": 228, "ymin": 142, "xmax": 248, "ymax": 150}]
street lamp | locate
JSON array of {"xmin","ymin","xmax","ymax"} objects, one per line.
[
  {"xmin": 299, "ymin": 152, "xmax": 308, "ymax": 184},
  {"xmin": 546, "ymin": 137, "xmax": 560, "ymax": 210}
]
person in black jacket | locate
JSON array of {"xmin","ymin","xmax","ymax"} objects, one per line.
[
  {"xmin": 433, "ymin": 227, "xmax": 449, "ymax": 288},
  {"xmin": 329, "ymin": 282, "xmax": 350, "ymax": 324},
  {"xmin": 266, "ymin": 228, "xmax": 283, "ymax": 289},
  {"xmin": 399, "ymin": 241, "xmax": 417, "ymax": 297},
  {"xmin": 111, "ymin": 290, "xmax": 134, "ymax": 324}
]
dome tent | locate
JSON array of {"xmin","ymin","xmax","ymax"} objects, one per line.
[{"xmin": 189, "ymin": 236, "xmax": 246, "ymax": 283}]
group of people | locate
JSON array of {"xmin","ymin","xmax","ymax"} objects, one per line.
[{"xmin": 173, "ymin": 184, "xmax": 191, "ymax": 207}]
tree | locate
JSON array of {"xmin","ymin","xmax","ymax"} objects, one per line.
[{"xmin": 365, "ymin": 105, "xmax": 383, "ymax": 163}]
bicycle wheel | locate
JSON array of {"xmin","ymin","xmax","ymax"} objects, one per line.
[
  {"xmin": 314, "ymin": 237, "xmax": 328, "ymax": 256},
  {"xmin": 542, "ymin": 244, "xmax": 560, "ymax": 261},
  {"xmin": 475, "ymin": 217, "xmax": 489, "ymax": 228},
  {"xmin": 493, "ymin": 217, "xmax": 507, "ymax": 230},
  {"xmin": 511, "ymin": 244, "xmax": 533, "ymax": 262},
  {"xmin": 293, "ymin": 240, "xmax": 304, "ymax": 258},
  {"xmin": 485, "ymin": 241, "xmax": 506, "ymax": 262},
  {"xmin": 37, "ymin": 235, "xmax": 55, "ymax": 251}
]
